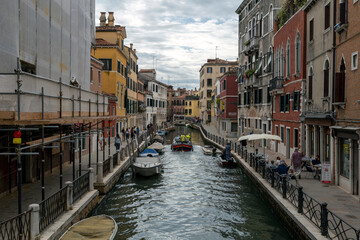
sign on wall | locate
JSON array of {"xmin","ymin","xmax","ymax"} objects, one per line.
[{"xmin": 321, "ymin": 163, "xmax": 331, "ymax": 184}]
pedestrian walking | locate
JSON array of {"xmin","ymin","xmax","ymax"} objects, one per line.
[
  {"xmin": 126, "ymin": 129, "xmax": 129, "ymax": 140},
  {"xmin": 291, "ymin": 148, "xmax": 303, "ymax": 179},
  {"xmin": 131, "ymin": 127, "xmax": 135, "ymax": 139},
  {"xmin": 115, "ymin": 134, "xmax": 121, "ymax": 150},
  {"xmin": 136, "ymin": 126, "xmax": 140, "ymax": 137}
]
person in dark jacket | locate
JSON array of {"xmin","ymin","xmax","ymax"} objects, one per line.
[{"xmin": 274, "ymin": 160, "xmax": 289, "ymax": 175}]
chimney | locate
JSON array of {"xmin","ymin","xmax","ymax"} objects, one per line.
[
  {"xmin": 134, "ymin": 49, "xmax": 136, "ymax": 54},
  {"xmin": 108, "ymin": 12, "xmax": 115, "ymax": 26},
  {"xmin": 99, "ymin": 12, "xmax": 106, "ymax": 26},
  {"xmin": 130, "ymin": 43, "xmax": 133, "ymax": 50}
]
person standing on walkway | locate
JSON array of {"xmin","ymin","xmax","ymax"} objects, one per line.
[
  {"xmin": 291, "ymin": 148, "xmax": 302, "ymax": 179},
  {"xmin": 136, "ymin": 126, "xmax": 140, "ymax": 137},
  {"xmin": 115, "ymin": 134, "xmax": 121, "ymax": 150},
  {"xmin": 131, "ymin": 127, "xmax": 135, "ymax": 139},
  {"xmin": 126, "ymin": 129, "xmax": 129, "ymax": 140},
  {"xmin": 121, "ymin": 128, "xmax": 125, "ymax": 141}
]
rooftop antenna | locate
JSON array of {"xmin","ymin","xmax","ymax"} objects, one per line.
[
  {"xmin": 153, "ymin": 56, "xmax": 155, "ymax": 69},
  {"xmin": 215, "ymin": 46, "xmax": 219, "ymax": 59}
]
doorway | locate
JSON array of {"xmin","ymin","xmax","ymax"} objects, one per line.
[
  {"xmin": 286, "ymin": 128, "xmax": 291, "ymax": 158},
  {"xmin": 353, "ymin": 140, "xmax": 359, "ymax": 195}
]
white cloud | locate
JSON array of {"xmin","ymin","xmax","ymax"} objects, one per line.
[{"xmin": 95, "ymin": 0, "xmax": 241, "ymax": 89}]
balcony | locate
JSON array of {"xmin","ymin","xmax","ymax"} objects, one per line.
[
  {"xmin": 269, "ymin": 77, "xmax": 284, "ymax": 95},
  {"xmin": 243, "ymin": 34, "xmax": 259, "ymax": 55}
]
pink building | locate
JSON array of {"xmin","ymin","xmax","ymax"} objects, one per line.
[{"xmin": 218, "ymin": 69, "xmax": 238, "ymax": 138}]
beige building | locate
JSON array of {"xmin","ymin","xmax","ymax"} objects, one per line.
[
  {"xmin": 303, "ymin": 1, "xmax": 335, "ymax": 167},
  {"xmin": 199, "ymin": 58, "xmax": 237, "ymax": 123},
  {"xmin": 124, "ymin": 44, "xmax": 139, "ymax": 128}
]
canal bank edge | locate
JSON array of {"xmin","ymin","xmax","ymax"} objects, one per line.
[
  {"xmin": 196, "ymin": 125, "xmax": 326, "ymax": 240},
  {"xmin": 40, "ymin": 134, "xmax": 154, "ymax": 240}
]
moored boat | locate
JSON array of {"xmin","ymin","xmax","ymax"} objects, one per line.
[
  {"xmin": 171, "ymin": 136, "xmax": 193, "ymax": 152},
  {"xmin": 153, "ymin": 134, "xmax": 164, "ymax": 144},
  {"xmin": 139, "ymin": 148, "xmax": 159, "ymax": 157},
  {"xmin": 202, "ymin": 145, "xmax": 221, "ymax": 155},
  {"xmin": 133, "ymin": 156, "xmax": 162, "ymax": 177},
  {"xmin": 148, "ymin": 142, "xmax": 165, "ymax": 154},
  {"xmin": 217, "ymin": 155, "xmax": 237, "ymax": 168},
  {"xmin": 60, "ymin": 215, "xmax": 117, "ymax": 240}
]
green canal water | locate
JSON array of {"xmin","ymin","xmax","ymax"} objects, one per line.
[{"xmin": 92, "ymin": 127, "xmax": 291, "ymax": 239}]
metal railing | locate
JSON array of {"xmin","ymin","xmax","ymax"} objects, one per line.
[
  {"xmin": 240, "ymin": 146, "xmax": 360, "ymax": 240},
  {"xmin": 39, "ymin": 186, "xmax": 68, "ymax": 232},
  {"xmin": 0, "ymin": 210, "xmax": 31, "ymax": 240},
  {"xmin": 73, "ymin": 171, "xmax": 90, "ymax": 203},
  {"xmin": 103, "ymin": 157, "xmax": 111, "ymax": 176}
]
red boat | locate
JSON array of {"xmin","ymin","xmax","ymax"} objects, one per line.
[
  {"xmin": 217, "ymin": 155, "xmax": 237, "ymax": 168},
  {"xmin": 171, "ymin": 136, "xmax": 193, "ymax": 152}
]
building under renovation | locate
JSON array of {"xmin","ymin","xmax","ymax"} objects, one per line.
[{"xmin": 0, "ymin": 0, "xmax": 115, "ymax": 209}]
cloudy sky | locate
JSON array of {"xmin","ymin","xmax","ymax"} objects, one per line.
[{"xmin": 95, "ymin": 0, "xmax": 241, "ymax": 90}]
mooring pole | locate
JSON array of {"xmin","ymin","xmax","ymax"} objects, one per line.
[
  {"xmin": 41, "ymin": 125, "xmax": 45, "ymax": 201},
  {"xmin": 88, "ymin": 122, "xmax": 91, "ymax": 168},
  {"xmin": 59, "ymin": 125, "xmax": 63, "ymax": 189}
]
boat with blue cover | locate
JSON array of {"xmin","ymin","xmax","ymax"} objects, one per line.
[{"xmin": 139, "ymin": 148, "xmax": 159, "ymax": 157}]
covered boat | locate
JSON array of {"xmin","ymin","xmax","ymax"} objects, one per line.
[
  {"xmin": 139, "ymin": 148, "xmax": 159, "ymax": 157},
  {"xmin": 133, "ymin": 156, "xmax": 162, "ymax": 177},
  {"xmin": 171, "ymin": 136, "xmax": 193, "ymax": 152},
  {"xmin": 148, "ymin": 142, "xmax": 165, "ymax": 154},
  {"xmin": 217, "ymin": 154, "xmax": 237, "ymax": 168},
  {"xmin": 157, "ymin": 131, "xmax": 168, "ymax": 136},
  {"xmin": 153, "ymin": 134, "xmax": 164, "ymax": 144},
  {"xmin": 60, "ymin": 215, "xmax": 117, "ymax": 240}
]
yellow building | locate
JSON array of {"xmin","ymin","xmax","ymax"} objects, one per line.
[
  {"xmin": 124, "ymin": 44, "xmax": 139, "ymax": 128},
  {"xmin": 185, "ymin": 95, "xmax": 200, "ymax": 118},
  {"xmin": 91, "ymin": 13, "xmax": 127, "ymax": 131}
]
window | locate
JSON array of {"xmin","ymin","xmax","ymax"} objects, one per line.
[
  {"xmin": 286, "ymin": 40, "xmax": 290, "ymax": 77},
  {"xmin": 223, "ymin": 80, "xmax": 226, "ymax": 90},
  {"xmin": 292, "ymin": 91, "xmax": 300, "ymax": 111},
  {"xmin": 207, "ymin": 90, "xmax": 212, "ymax": 98},
  {"xmin": 352, "ymin": 52, "xmax": 358, "ymax": 71},
  {"xmin": 100, "ymin": 59, "xmax": 112, "ymax": 71},
  {"xmin": 268, "ymin": 121, "xmax": 271, "ymax": 131},
  {"xmin": 238, "ymin": 93, "xmax": 242, "ymax": 105},
  {"xmin": 117, "ymin": 61, "xmax": 120, "ymax": 73},
  {"xmin": 325, "ymin": 4, "xmax": 330, "ymax": 29},
  {"xmin": 335, "ymin": 59, "xmax": 346, "ymax": 103},
  {"xmin": 255, "ymin": 89, "xmax": 263, "ymax": 104},
  {"xmin": 222, "ymin": 122, "xmax": 227, "ymax": 131},
  {"xmin": 308, "ymin": 68, "xmax": 313, "ymax": 100},
  {"xmin": 189, "ymin": 101, "xmax": 192, "ymax": 106},
  {"xmin": 185, "ymin": 109, "xmax": 188, "ymax": 115},
  {"xmin": 189, "ymin": 109, "xmax": 192, "ymax": 115},
  {"xmin": 309, "ymin": 19, "xmax": 314, "ymax": 42},
  {"xmin": 339, "ymin": 0, "xmax": 347, "ymax": 24},
  {"xmin": 324, "ymin": 60, "xmax": 330, "ymax": 97},
  {"xmin": 98, "ymin": 71, "xmax": 101, "ymax": 86},
  {"xmin": 285, "ymin": 94, "xmax": 290, "ymax": 112},
  {"xmin": 269, "ymin": 5, "xmax": 273, "ymax": 31},
  {"xmin": 231, "ymin": 123, "xmax": 238, "ymax": 132},
  {"xmin": 220, "ymin": 67, "xmax": 226, "ymax": 73},
  {"xmin": 207, "ymin": 67, "xmax": 212, "ymax": 73},
  {"xmin": 280, "ymin": 95, "xmax": 285, "ymax": 112},
  {"xmin": 294, "ymin": 129, "xmax": 299, "ymax": 148},
  {"xmin": 207, "ymin": 79, "xmax": 212, "ymax": 87},
  {"xmin": 280, "ymin": 126, "xmax": 284, "ymax": 142},
  {"xmin": 90, "ymin": 67, "xmax": 93, "ymax": 83},
  {"xmin": 295, "ymin": 34, "xmax": 301, "ymax": 74}
]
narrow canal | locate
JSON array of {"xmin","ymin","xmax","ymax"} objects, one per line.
[{"xmin": 92, "ymin": 127, "xmax": 291, "ymax": 239}]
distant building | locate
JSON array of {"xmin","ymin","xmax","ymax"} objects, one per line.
[
  {"xmin": 173, "ymin": 95, "xmax": 186, "ymax": 116},
  {"xmin": 218, "ymin": 69, "xmax": 238, "ymax": 138},
  {"xmin": 167, "ymin": 85, "xmax": 175, "ymax": 120},
  {"xmin": 199, "ymin": 58, "xmax": 237, "ymax": 123},
  {"xmin": 138, "ymin": 69, "xmax": 168, "ymax": 126},
  {"xmin": 90, "ymin": 57, "xmax": 104, "ymax": 93},
  {"xmin": 125, "ymin": 43, "xmax": 139, "ymax": 128},
  {"xmin": 185, "ymin": 95, "xmax": 200, "ymax": 119}
]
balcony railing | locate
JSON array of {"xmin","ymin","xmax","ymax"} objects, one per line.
[{"xmin": 269, "ymin": 77, "xmax": 284, "ymax": 93}]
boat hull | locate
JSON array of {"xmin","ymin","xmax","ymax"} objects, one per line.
[
  {"xmin": 217, "ymin": 156, "xmax": 237, "ymax": 168},
  {"xmin": 171, "ymin": 144, "xmax": 193, "ymax": 152},
  {"xmin": 133, "ymin": 164, "xmax": 162, "ymax": 177}
]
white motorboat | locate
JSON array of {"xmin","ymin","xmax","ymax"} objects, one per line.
[
  {"xmin": 133, "ymin": 156, "xmax": 162, "ymax": 177},
  {"xmin": 60, "ymin": 215, "xmax": 117, "ymax": 240},
  {"xmin": 139, "ymin": 148, "xmax": 159, "ymax": 157},
  {"xmin": 202, "ymin": 145, "xmax": 221, "ymax": 155}
]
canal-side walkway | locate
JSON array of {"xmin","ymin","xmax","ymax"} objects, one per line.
[
  {"xmin": 200, "ymin": 123, "xmax": 360, "ymax": 239},
  {"xmin": 0, "ymin": 135, "xmax": 138, "ymax": 223}
]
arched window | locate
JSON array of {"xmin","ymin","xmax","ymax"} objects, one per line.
[
  {"xmin": 308, "ymin": 67, "xmax": 313, "ymax": 100},
  {"xmin": 252, "ymin": 18, "xmax": 256, "ymax": 38},
  {"xmin": 323, "ymin": 60, "xmax": 330, "ymax": 97},
  {"xmin": 295, "ymin": 34, "xmax": 301, "ymax": 73},
  {"xmin": 335, "ymin": 58, "xmax": 346, "ymax": 102},
  {"xmin": 286, "ymin": 40, "xmax": 290, "ymax": 77},
  {"xmin": 274, "ymin": 49, "xmax": 278, "ymax": 77}
]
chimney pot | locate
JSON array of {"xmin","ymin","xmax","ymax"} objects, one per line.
[
  {"xmin": 130, "ymin": 43, "xmax": 133, "ymax": 49},
  {"xmin": 99, "ymin": 12, "xmax": 106, "ymax": 26},
  {"xmin": 108, "ymin": 12, "xmax": 115, "ymax": 26}
]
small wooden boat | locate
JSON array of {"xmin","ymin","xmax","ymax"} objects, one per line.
[
  {"xmin": 185, "ymin": 123, "xmax": 193, "ymax": 128},
  {"xmin": 133, "ymin": 156, "xmax": 162, "ymax": 177},
  {"xmin": 217, "ymin": 155, "xmax": 237, "ymax": 168},
  {"xmin": 60, "ymin": 215, "xmax": 117, "ymax": 240},
  {"xmin": 139, "ymin": 148, "xmax": 159, "ymax": 157},
  {"xmin": 148, "ymin": 142, "xmax": 165, "ymax": 154},
  {"xmin": 171, "ymin": 136, "xmax": 193, "ymax": 152}
]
